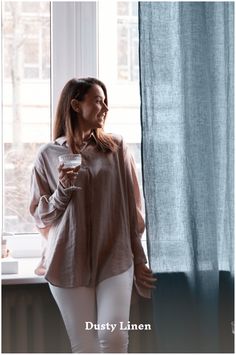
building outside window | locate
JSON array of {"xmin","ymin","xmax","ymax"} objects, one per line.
[{"xmin": 117, "ymin": 2, "xmax": 139, "ymax": 81}]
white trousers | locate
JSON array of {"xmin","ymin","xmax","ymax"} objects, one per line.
[{"xmin": 49, "ymin": 264, "xmax": 134, "ymax": 353}]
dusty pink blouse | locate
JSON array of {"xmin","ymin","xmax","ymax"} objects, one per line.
[{"xmin": 29, "ymin": 134, "xmax": 147, "ymax": 290}]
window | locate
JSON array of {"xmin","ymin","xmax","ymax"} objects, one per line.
[
  {"xmin": 117, "ymin": 2, "xmax": 139, "ymax": 81},
  {"xmin": 2, "ymin": 1, "xmax": 51, "ymax": 234},
  {"xmin": 2, "ymin": 1, "xmax": 142, "ymax": 238},
  {"xmin": 98, "ymin": 1, "xmax": 142, "ymax": 182}
]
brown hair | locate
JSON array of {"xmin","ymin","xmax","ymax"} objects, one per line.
[{"xmin": 53, "ymin": 77, "xmax": 119, "ymax": 153}]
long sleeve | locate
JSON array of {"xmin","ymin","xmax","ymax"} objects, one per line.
[
  {"xmin": 130, "ymin": 155, "xmax": 148, "ymax": 265},
  {"xmin": 122, "ymin": 140, "xmax": 147, "ymax": 265},
  {"xmin": 29, "ymin": 161, "xmax": 77, "ymax": 229}
]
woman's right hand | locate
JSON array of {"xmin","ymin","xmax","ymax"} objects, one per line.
[
  {"xmin": 134, "ymin": 263, "xmax": 157, "ymax": 289},
  {"xmin": 58, "ymin": 164, "xmax": 80, "ymax": 188}
]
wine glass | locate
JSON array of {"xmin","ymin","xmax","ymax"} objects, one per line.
[
  {"xmin": 58, "ymin": 153, "xmax": 82, "ymax": 187},
  {"xmin": 58, "ymin": 153, "xmax": 82, "ymax": 169}
]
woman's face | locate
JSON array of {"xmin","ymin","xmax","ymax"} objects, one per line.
[{"xmin": 77, "ymin": 84, "xmax": 108, "ymax": 130}]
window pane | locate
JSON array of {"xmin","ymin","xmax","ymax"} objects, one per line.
[
  {"xmin": 117, "ymin": 2, "xmax": 129, "ymax": 16},
  {"xmin": 24, "ymin": 40, "xmax": 39, "ymax": 64},
  {"xmin": 2, "ymin": 1, "xmax": 51, "ymax": 234},
  {"xmin": 98, "ymin": 1, "xmax": 145, "ymax": 240},
  {"xmin": 98, "ymin": 1, "xmax": 140, "ymax": 143}
]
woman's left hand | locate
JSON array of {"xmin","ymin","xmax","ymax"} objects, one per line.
[{"xmin": 134, "ymin": 263, "xmax": 157, "ymax": 289}]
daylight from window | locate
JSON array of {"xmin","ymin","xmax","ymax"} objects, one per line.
[
  {"xmin": 2, "ymin": 2, "xmax": 51, "ymax": 233},
  {"xmin": 2, "ymin": 1, "xmax": 141, "ymax": 235},
  {"xmin": 98, "ymin": 1, "xmax": 142, "ymax": 181}
]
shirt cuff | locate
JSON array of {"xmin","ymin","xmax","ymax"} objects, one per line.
[
  {"xmin": 132, "ymin": 237, "xmax": 148, "ymax": 265},
  {"xmin": 49, "ymin": 183, "xmax": 79, "ymax": 211}
]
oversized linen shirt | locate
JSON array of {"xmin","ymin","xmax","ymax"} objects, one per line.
[{"xmin": 29, "ymin": 133, "xmax": 147, "ymax": 288}]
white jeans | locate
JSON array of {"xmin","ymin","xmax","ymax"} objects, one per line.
[{"xmin": 49, "ymin": 264, "xmax": 134, "ymax": 353}]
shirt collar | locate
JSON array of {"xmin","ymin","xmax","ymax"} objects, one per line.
[
  {"xmin": 55, "ymin": 136, "xmax": 67, "ymax": 146},
  {"xmin": 55, "ymin": 131, "xmax": 98, "ymax": 147}
]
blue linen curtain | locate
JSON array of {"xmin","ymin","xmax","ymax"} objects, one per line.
[{"xmin": 139, "ymin": 2, "xmax": 234, "ymax": 352}]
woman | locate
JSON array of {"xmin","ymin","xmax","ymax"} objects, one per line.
[{"xmin": 29, "ymin": 78, "xmax": 156, "ymax": 353}]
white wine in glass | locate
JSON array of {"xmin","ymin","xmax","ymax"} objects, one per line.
[{"xmin": 59, "ymin": 153, "xmax": 82, "ymax": 169}]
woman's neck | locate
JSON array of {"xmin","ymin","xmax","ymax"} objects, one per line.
[{"xmin": 77, "ymin": 121, "xmax": 93, "ymax": 142}]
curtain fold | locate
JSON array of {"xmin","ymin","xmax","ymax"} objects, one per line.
[{"xmin": 139, "ymin": 2, "xmax": 234, "ymax": 352}]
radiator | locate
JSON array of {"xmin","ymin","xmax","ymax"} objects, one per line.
[
  {"xmin": 2, "ymin": 284, "xmax": 156, "ymax": 353},
  {"xmin": 2, "ymin": 284, "xmax": 71, "ymax": 353}
]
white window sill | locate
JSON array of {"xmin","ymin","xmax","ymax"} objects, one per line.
[
  {"xmin": 1, "ymin": 233, "xmax": 46, "ymax": 285},
  {"xmin": 2, "ymin": 257, "xmax": 47, "ymax": 285}
]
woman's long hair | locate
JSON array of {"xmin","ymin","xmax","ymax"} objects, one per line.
[{"xmin": 53, "ymin": 77, "xmax": 119, "ymax": 153}]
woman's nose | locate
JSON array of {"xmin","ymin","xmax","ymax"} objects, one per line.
[{"xmin": 103, "ymin": 103, "xmax": 109, "ymax": 112}]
